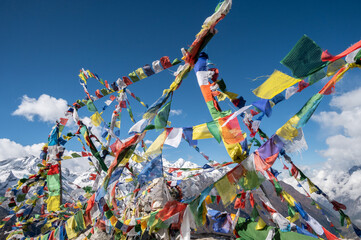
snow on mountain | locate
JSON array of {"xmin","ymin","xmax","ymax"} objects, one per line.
[
  {"xmin": 0, "ymin": 155, "xmax": 230, "ymax": 204},
  {"xmin": 0, "ymin": 156, "xmax": 40, "ymax": 195},
  {"xmin": 309, "ymin": 165, "xmax": 361, "ymax": 225},
  {"xmin": 281, "ymin": 164, "xmax": 361, "ymax": 226},
  {"xmin": 0, "ymin": 156, "xmax": 358, "ymax": 237},
  {"xmin": 1, "ymin": 155, "xmax": 359, "ymax": 229}
]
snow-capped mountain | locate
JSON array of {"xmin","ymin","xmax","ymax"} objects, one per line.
[
  {"xmin": 0, "ymin": 156, "xmax": 230, "ymax": 202},
  {"xmin": 0, "ymin": 156, "xmax": 40, "ymax": 195},
  {"xmin": 311, "ymin": 165, "xmax": 361, "ymax": 226},
  {"xmin": 0, "ymin": 156, "xmax": 359, "ymax": 238}
]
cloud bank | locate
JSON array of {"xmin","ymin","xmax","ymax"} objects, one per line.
[
  {"xmin": 0, "ymin": 138, "xmax": 43, "ymax": 161},
  {"xmin": 12, "ymin": 94, "xmax": 68, "ymax": 123}
]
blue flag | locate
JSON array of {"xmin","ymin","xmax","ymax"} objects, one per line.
[{"xmin": 138, "ymin": 155, "xmax": 163, "ymax": 186}]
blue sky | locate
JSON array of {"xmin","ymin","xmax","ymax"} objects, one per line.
[{"xmin": 1, "ymin": 0, "xmax": 361, "ymax": 169}]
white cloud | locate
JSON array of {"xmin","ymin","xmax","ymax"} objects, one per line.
[
  {"xmin": 144, "ymin": 139, "xmax": 154, "ymax": 145},
  {"xmin": 12, "ymin": 94, "xmax": 68, "ymax": 123},
  {"xmin": 0, "ymin": 138, "xmax": 44, "ymax": 161},
  {"xmin": 329, "ymin": 86, "xmax": 361, "ymax": 111},
  {"xmin": 307, "ymin": 86, "xmax": 361, "ymax": 224},
  {"xmin": 170, "ymin": 109, "xmax": 182, "ymax": 116},
  {"xmin": 312, "ymin": 87, "xmax": 361, "ymax": 169}
]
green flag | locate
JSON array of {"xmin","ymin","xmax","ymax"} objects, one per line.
[
  {"xmin": 207, "ymin": 120, "xmax": 221, "ymax": 143},
  {"xmin": 154, "ymin": 102, "xmax": 171, "ymax": 129},
  {"xmin": 86, "ymin": 100, "xmax": 97, "ymax": 112}
]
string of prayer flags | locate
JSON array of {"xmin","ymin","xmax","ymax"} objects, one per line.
[
  {"xmin": 79, "ymin": 124, "xmax": 108, "ymax": 172},
  {"xmin": 46, "ymin": 164, "xmax": 61, "ymax": 212},
  {"xmin": 283, "ymin": 155, "xmax": 355, "ymax": 238},
  {"xmin": 319, "ymin": 63, "xmax": 356, "ymax": 96},
  {"xmin": 194, "ymin": 52, "xmax": 246, "ymax": 162},
  {"xmin": 321, "ymin": 39, "xmax": 361, "ymax": 63},
  {"xmin": 0, "ymin": 214, "xmax": 14, "ymax": 228},
  {"xmin": 125, "ymin": 89, "xmax": 148, "ymax": 108}
]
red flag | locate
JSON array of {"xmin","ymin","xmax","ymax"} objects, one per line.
[
  {"xmin": 109, "ymin": 95, "xmax": 116, "ymax": 101},
  {"xmin": 122, "ymin": 76, "xmax": 133, "ymax": 86},
  {"xmin": 249, "ymin": 193, "xmax": 255, "ymax": 208},
  {"xmin": 218, "ymin": 114, "xmax": 244, "ymax": 144},
  {"xmin": 95, "ymin": 89, "xmax": 104, "ymax": 99},
  {"xmin": 59, "ymin": 118, "xmax": 68, "ymax": 125},
  {"xmin": 104, "ymin": 80, "xmax": 110, "ymax": 89},
  {"xmin": 82, "ymin": 151, "xmax": 89, "ymax": 157},
  {"xmin": 216, "ymin": 195, "xmax": 221, "ymax": 205},
  {"xmin": 331, "ymin": 200, "xmax": 346, "ymax": 211},
  {"xmin": 47, "ymin": 164, "xmax": 59, "ymax": 175},
  {"xmin": 321, "ymin": 39, "xmax": 361, "ymax": 62},
  {"xmin": 160, "ymin": 56, "xmax": 173, "ymax": 69},
  {"xmin": 156, "ymin": 200, "xmax": 187, "ymax": 221}
]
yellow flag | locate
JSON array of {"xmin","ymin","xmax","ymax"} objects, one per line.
[
  {"xmin": 109, "ymin": 215, "xmax": 118, "ymax": 226},
  {"xmin": 255, "ymin": 217, "xmax": 267, "ymax": 230},
  {"xmin": 41, "ymin": 221, "xmax": 52, "ymax": 233},
  {"xmin": 276, "ymin": 115, "xmax": 300, "ymax": 141},
  {"xmin": 326, "ymin": 59, "xmax": 346, "ymax": 77},
  {"xmin": 224, "ymin": 91, "xmax": 238, "ymax": 100},
  {"xmin": 286, "ymin": 212, "xmax": 300, "ymax": 223},
  {"xmin": 132, "ymin": 153, "xmax": 145, "ymax": 163},
  {"xmin": 281, "ymin": 191, "xmax": 296, "ymax": 207},
  {"xmin": 47, "ymin": 195, "xmax": 61, "ymax": 212},
  {"xmin": 215, "ymin": 176, "xmax": 237, "ymax": 207},
  {"xmin": 214, "ymin": 92, "xmax": 224, "ymax": 102},
  {"xmin": 125, "ymin": 177, "xmax": 133, "ymax": 182},
  {"xmin": 115, "ymin": 121, "xmax": 121, "ymax": 128},
  {"xmin": 307, "ymin": 179, "xmax": 319, "ymax": 194},
  {"xmin": 90, "ymin": 112, "xmax": 103, "ymax": 127},
  {"xmin": 205, "ymin": 195, "xmax": 212, "ymax": 205},
  {"xmin": 223, "ymin": 141, "xmax": 246, "ymax": 162},
  {"xmin": 141, "ymin": 215, "xmax": 150, "ymax": 233},
  {"xmin": 192, "ymin": 123, "xmax": 213, "ymax": 140},
  {"xmin": 65, "ymin": 216, "xmax": 78, "ymax": 239},
  {"xmin": 144, "ymin": 131, "xmax": 167, "ymax": 158},
  {"xmin": 346, "ymin": 216, "xmax": 352, "ymax": 228},
  {"xmin": 135, "ymin": 68, "xmax": 148, "ymax": 80},
  {"xmin": 79, "ymin": 73, "xmax": 86, "ymax": 82},
  {"xmin": 253, "ymin": 70, "xmax": 301, "ymax": 99}
]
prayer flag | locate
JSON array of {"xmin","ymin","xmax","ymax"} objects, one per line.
[{"xmin": 253, "ymin": 70, "xmax": 301, "ymax": 99}]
